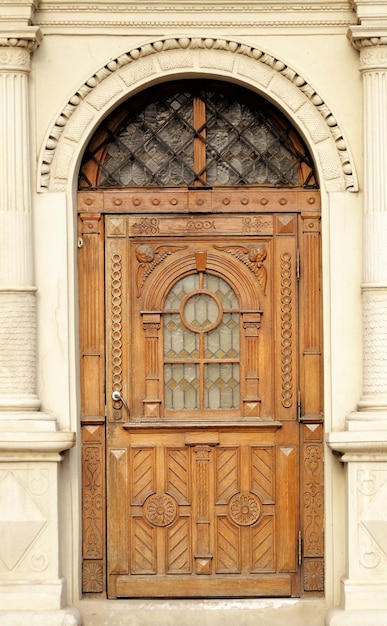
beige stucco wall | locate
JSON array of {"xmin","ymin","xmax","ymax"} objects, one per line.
[{"xmin": 3, "ymin": 2, "xmax": 381, "ymax": 624}]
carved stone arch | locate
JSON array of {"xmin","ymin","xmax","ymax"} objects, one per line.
[
  {"xmin": 143, "ymin": 249, "xmax": 262, "ymax": 311},
  {"xmin": 39, "ymin": 36, "xmax": 358, "ymax": 193}
]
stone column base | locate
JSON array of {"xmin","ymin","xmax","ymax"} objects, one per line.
[
  {"xmin": 0, "ymin": 607, "xmax": 81, "ymax": 626},
  {"xmin": 327, "ymin": 428, "xmax": 387, "ymax": 625},
  {"xmin": 0, "ymin": 426, "xmax": 78, "ymax": 624}
]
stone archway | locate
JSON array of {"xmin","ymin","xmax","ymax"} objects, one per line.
[{"xmin": 38, "ymin": 36, "xmax": 357, "ymax": 194}]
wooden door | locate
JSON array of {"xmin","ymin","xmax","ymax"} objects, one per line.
[
  {"xmin": 79, "ymin": 188, "xmax": 323, "ymax": 598},
  {"xmin": 78, "ymin": 82, "xmax": 323, "ymax": 599},
  {"xmin": 86, "ymin": 188, "xmax": 323, "ymax": 599}
]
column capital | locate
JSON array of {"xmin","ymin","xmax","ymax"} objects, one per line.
[
  {"xmin": 348, "ymin": 27, "xmax": 387, "ymax": 68},
  {"xmin": 348, "ymin": 27, "xmax": 387, "ymax": 49},
  {"xmin": 0, "ymin": 26, "xmax": 42, "ymax": 49},
  {"xmin": 0, "ymin": 26, "xmax": 42, "ymax": 67}
]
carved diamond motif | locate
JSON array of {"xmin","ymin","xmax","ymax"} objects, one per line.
[
  {"xmin": 360, "ymin": 478, "xmax": 387, "ymax": 559},
  {"xmin": 0, "ymin": 472, "xmax": 46, "ymax": 570}
]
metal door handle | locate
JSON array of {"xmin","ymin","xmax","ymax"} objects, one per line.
[{"xmin": 112, "ymin": 390, "xmax": 130, "ymax": 414}]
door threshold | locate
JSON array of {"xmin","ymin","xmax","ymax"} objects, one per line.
[{"xmin": 79, "ymin": 597, "xmax": 327, "ymax": 626}]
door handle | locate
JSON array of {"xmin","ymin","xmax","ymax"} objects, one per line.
[{"xmin": 111, "ymin": 390, "xmax": 130, "ymax": 414}]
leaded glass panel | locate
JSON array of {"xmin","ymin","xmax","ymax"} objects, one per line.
[
  {"xmin": 163, "ymin": 272, "xmax": 240, "ymax": 412},
  {"xmin": 164, "ymin": 314, "xmax": 199, "ymax": 359},
  {"xmin": 164, "ymin": 363, "xmax": 199, "ymax": 410},
  {"xmin": 205, "ymin": 91, "xmax": 300, "ymax": 186},
  {"xmin": 204, "ymin": 314, "xmax": 239, "ymax": 359},
  {"xmin": 79, "ymin": 80, "xmax": 317, "ymax": 189},
  {"xmin": 203, "ymin": 274, "xmax": 238, "ymax": 308},
  {"xmin": 164, "ymin": 274, "xmax": 199, "ymax": 309},
  {"xmin": 204, "ymin": 363, "xmax": 240, "ymax": 409}
]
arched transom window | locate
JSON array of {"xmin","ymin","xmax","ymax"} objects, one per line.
[{"xmin": 79, "ymin": 80, "xmax": 317, "ymax": 189}]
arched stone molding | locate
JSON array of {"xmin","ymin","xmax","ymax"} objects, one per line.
[{"xmin": 38, "ymin": 36, "xmax": 358, "ymax": 193}]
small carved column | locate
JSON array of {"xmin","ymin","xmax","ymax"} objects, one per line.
[
  {"xmin": 0, "ymin": 31, "xmax": 42, "ymax": 418},
  {"xmin": 141, "ymin": 312, "xmax": 162, "ymax": 418},
  {"xmin": 327, "ymin": 26, "xmax": 387, "ymax": 625},
  {"xmin": 241, "ymin": 311, "xmax": 262, "ymax": 417},
  {"xmin": 192, "ymin": 444, "xmax": 214, "ymax": 574}
]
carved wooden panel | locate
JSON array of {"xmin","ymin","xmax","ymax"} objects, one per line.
[
  {"xmin": 107, "ymin": 428, "xmax": 297, "ymax": 598},
  {"xmin": 82, "ymin": 425, "xmax": 105, "ymax": 594},
  {"xmin": 78, "ymin": 188, "xmax": 320, "ymax": 215},
  {"xmin": 299, "ymin": 213, "xmax": 322, "ymax": 422},
  {"xmin": 301, "ymin": 424, "xmax": 324, "ymax": 592},
  {"xmin": 78, "ymin": 214, "xmax": 105, "ymax": 422},
  {"xmin": 298, "ymin": 212, "xmax": 324, "ymax": 593},
  {"xmin": 78, "ymin": 214, "xmax": 106, "ymax": 596}
]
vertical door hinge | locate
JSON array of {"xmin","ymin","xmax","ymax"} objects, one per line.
[
  {"xmin": 298, "ymin": 530, "xmax": 303, "ymax": 566},
  {"xmin": 297, "ymin": 389, "xmax": 302, "ymax": 422},
  {"xmin": 78, "ymin": 237, "xmax": 84, "ymax": 249},
  {"xmin": 296, "ymin": 249, "xmax": 300, "ymax": 280}
]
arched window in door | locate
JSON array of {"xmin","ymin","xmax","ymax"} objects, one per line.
[
  {"xmin": 79, "ymin": 80, "xmax": 318, "ymax": 189},
  {"xmin": 164, "ymin": 272, "xmax": 240, "ymax": 412}
]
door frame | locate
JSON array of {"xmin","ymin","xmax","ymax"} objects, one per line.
[{"xmin": 78, "ymin": 187, "xmax": 323, "ymax": 598}]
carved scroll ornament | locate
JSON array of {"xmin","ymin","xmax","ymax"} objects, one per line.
[
  {"xmin": 214, "ymin": 244, "xmax": 267, "ymax": 294},
  {"xmin": 135, "ymin": 244, "xmax": 187, "ymax": 296}
]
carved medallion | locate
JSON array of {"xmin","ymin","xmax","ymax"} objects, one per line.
[
  {"xmin": 228, "ymin": 492, "xmax": 261, "ymax": 526},
  {"xmin": 143, "ymin": 493, "xmax": 178, "ymax": 527}
]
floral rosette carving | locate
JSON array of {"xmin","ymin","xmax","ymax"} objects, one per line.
[
  {"xmin": 228, "ymin": 491, "xmax": 261, "ymax": 526},
  {"xmin": 143, "ymin": 493, "xmax": 178, "ymax": 527}
]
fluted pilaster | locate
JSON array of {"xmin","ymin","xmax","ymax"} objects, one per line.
[
  {"xmin": 0, "ymin": 31, "xmax": 42, "ymax": 415},
  {"xmin": 349, "ymin": 30, "xmax": 387, "ymax": 417}
]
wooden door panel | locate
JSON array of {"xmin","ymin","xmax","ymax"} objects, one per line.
[
  {"xmin": 107, "ymin": 448, "xmax": 128, "ymax": 576},
  {"xmin": 99, "ymin": 202, "xmax": 321, "ymax": 598},
  {"xmin": 107, "ymin": 424, "xmax": 298, "ymax": 597}
]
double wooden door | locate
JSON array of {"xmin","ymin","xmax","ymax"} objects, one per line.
[{"xmin": 79, "ymin": 188, "xmax": 324, "ymax": 598}]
